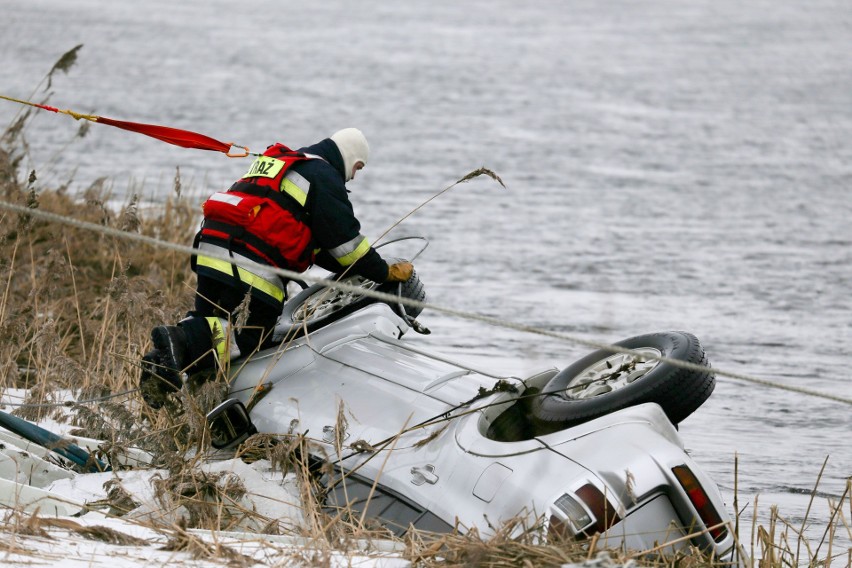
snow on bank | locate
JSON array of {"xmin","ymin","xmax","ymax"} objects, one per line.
[
  {"xmin": 1, "ymin": 448, "xmax": 409, "ymax": 567},
  {"xmin": 1, "ymin": 514, "xmax": 410, "ymax": 568},
  {"xmin": 0, "ymin": 387, "xmax": 410, "ymax": 567}
]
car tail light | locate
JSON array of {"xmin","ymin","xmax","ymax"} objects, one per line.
[
  {"xmin": 672, "ymin": 465, "xmax": 729, "ymax": 542},
  {"xmin": 550, "ymin": 483, "xmax": 621, "ymax": 540},
  {"xmin": 576, "ymin": 483, "xmax": 622, "ymax": 535}
]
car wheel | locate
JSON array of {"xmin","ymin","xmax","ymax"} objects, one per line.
[
  {"xmin": 278, "ymin": 268, "xmax": 426, "ymax": 335},
  {"xmin": 531, "ymin": 331, "xmax": 714, "ymax": 430}
]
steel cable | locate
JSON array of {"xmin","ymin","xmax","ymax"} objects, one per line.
[{"xmin": 1, "ymin": 198, "xmax": 849, "ymax": 407}]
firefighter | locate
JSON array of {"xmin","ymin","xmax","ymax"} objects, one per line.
[{"xmin": 140, "ymin": 128, "xmax": 413, "ymax": 408}]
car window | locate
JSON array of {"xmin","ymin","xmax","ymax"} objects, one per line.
[{"xmin": 322, "ymin": 470, "xmax": 453, "ymax": 537}]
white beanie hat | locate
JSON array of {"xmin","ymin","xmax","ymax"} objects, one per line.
[{"xmin": 330, "ymin": 128, "xmax": 370, "ymax": 182}]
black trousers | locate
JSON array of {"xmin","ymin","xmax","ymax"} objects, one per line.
[{"xmin": 178, "ymin": 274, "xmax": 282, "ymax": 373}]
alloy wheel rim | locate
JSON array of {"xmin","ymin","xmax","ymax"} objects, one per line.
[{"xmin": 563, "ymin": 348, "xmax": 662, "ymax": 400}]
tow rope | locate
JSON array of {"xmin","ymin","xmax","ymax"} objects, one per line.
[{"xmin": 0, "ymin": 93, "xmax": 250, "ymax": 157}]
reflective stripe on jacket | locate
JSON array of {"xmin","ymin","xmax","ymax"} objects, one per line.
[
  {"xmin": 194, "ymin": 242, "xmax": 286, "ymax": 304},
  {"xmin": 327, "ymin": 234, "xmax": 372, "ymax": 267}
]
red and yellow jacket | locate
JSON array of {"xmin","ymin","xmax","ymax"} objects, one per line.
[{"xmin": 194, "ymin": 139, "xmax": 389, "ymax": 305}]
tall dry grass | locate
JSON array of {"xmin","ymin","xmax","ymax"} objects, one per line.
[
  {"xmin": 0, "ymin": 152, "xmax": 195, "ymax": 394},
  {"xmin": 0, "ymin": 51, "xmax": 849, "ymax": 567}
]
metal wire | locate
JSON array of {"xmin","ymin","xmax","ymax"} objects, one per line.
[
  {"xmin": 1, "ymin": 199, "xmax": 849, "ymax": 407},
  {"xmin": 0, "ymin": 388, "xmax": 138, "ymax": 408}
]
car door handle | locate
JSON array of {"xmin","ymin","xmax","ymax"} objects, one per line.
[{"xmin": 410, "ymin": 464, "xmax": 439, "ymax": 486}]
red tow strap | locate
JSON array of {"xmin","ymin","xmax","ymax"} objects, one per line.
[
  {"xmin": 1, "ymin": 94, "xmax": 250, "ymax": 157},
  {"xmin": 95, "ymin": 116, "xmax": 237, "ymax": 154}
]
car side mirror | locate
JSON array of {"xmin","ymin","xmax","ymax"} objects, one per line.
[{"xmin": 206, "ymin": 398, "xmax": 257, "ymax": 449}]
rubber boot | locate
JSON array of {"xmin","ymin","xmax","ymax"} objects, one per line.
[
  {"xmin": 151, "ymin": 325, "xmax": 188, "ymax": 389},
  {"xmin": 139, "ymin": 349, "xmax": 181, "ymax": 409}
]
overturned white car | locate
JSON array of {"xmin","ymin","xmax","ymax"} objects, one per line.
[
  {"xmin": 205, "ymin": 260, "xmax": 742, "ymax": 563},
  {"xmin": 0, "ymin": 236, "xmax": 742, "ymax": 563}
]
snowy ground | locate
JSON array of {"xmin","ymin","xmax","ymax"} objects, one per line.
[
  {"xmin": 0, "ymin": 388, "xmax": 410, "ymax": 567},
  {"xmin": 1, "ymin": 515, "xmax": 410, "ymax": 568},
  {"xmin": 1, "ymin": 453, "xmax": 410, "ymax": 567}
]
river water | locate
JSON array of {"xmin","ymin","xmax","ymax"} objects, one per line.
[{"xmin": 2, "ymin": 0, "xmax": 850, "ymax": 553}]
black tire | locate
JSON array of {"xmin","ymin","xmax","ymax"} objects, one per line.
[
  {"xmin": 531, "ymin": 331, "xmax": 714, "ymax": 430},
  {"xmin": 277, "ymin": 269, "xmax": 426, "ymax": 336}
]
